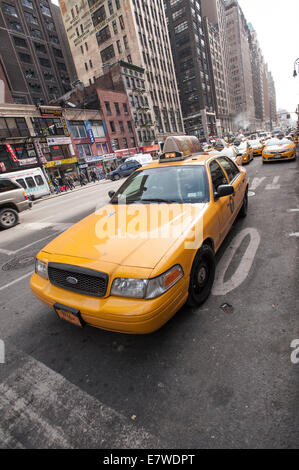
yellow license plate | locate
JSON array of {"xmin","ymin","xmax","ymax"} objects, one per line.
[{"xmin": 54, "ymin": 303, "xmax": 84, "ymax": 328}]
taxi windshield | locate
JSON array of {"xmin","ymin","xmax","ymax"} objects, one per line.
[
  {"xmin": 248, "ymin": 140, "xmax": 261, "ymax": 145},
  {"xmin": 110, "ymin": 166, "xmax": 209, "ymax": 204}
]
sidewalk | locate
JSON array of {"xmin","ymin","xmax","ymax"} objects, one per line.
[{"xmin": 34, "ymin": 179, "xmax": 112, "ymax": 204}]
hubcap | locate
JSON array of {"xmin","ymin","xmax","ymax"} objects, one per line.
[
  {"xmin": 197, "ymin": 266, "xmax": 207, "ymax": 286},
  {"xmin": 1, "ymin": 211, "xmax": 16, "ymax": 227}
]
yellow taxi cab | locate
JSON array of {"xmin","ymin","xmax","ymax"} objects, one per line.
[
  {"xmin": 236, "ymin": 141, "xmax": 254, "ymax": 164},
  {"xmin": 30, "ymin": 136, "xmax": 249, "ymax": 334},
  {"xmin": 248, "ymin": 139, "xmax": 264, "ymax": 156},
  {"xmin": 262, "ymin": 137, "xmax": 296, "ymax": 163},
  {"xmin": 219, "ymin": 145, "xmax": 242, "ymax": 167}
]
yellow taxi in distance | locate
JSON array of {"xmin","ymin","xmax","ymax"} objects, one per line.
[
  {"xmin": 262, "ymin": 137, "xmax": 296, "ymax": 163},
  {"xmin": 219, "ymin": 145, "xmax": 242, "ymax": 167},
  {"xmin": 30, "ymin": 136, "xmax": 249, "ymax": 334},
  {"xmin": 236, "ymin": 141, "xmax": 254, "ymax": 164},
  {"xmin": 248, "ymin": 139, "xmax": 264, "ymax": 156}
]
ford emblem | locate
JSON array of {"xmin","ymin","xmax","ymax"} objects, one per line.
[{"xmin": 66, "ymin": 276, "xmax": 78, "ymax": 285}]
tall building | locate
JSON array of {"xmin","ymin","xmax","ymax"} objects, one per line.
[
  {"xmin": 201, "ymin": 0, "xmax": 232, "ymax": 133},
  {"xmin": 164, "ymin": 0, "xmax": 217, "ymax": 140},
  {"xmin": 0, "ymin": 0, "xmax": 77, "ymax": 105},
  {"xmin": 224, "ymin": 0, "xmax": 255, "ymax": 131},
  {"xmin": 249, "ymin": 24, "xmax": 265, "ymax": 129},
  {"xmin": 0, "ymin": 57, "xmax": 13, "ymax": 103},
  {"xmin": 58, "ymin": 0, "xmax": 184, "ymax": 145}
]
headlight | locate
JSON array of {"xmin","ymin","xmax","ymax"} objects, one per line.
[
  {"xmin": 35, "ymin": 259, "xmax": 48, "ymax": 279},
  {"xmin": 111, "ymin": 265, "xmax": 184, "ymax": 299}
]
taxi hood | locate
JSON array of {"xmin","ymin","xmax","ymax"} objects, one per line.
[{"xmin": 42, "ymin": 203, "xmax": 208, "ymax": 269}]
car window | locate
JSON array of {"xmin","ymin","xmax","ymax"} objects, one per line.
[
  {"xmin": 34, "ymin": 175, "xmax": 44, "ymax": 186},
  {"xmin": 209, "ymin": 160, "xmax": 228, "ymax": 193},
  {"xmin": 217, "ymin": 157, "xmax": 240, "ymax": 182},
  {"xmin": 0, "ymin": 179, "xmax": 18, "ymax": 192},
  {"xmin": 110, "ymin": 166, "xmax": 209, "ymax": 204},
  {"xmin": 25, "ymin": 176, "xmax": 36, "ymax": 188},
  {"xmin": 16, "ymin": 178, "xmax": 27, "ymax": 189}
]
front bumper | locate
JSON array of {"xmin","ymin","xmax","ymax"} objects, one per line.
[
  {"xmin": 30, "ymin": 273, "xmax": 189, "ymax": 334},
  {"xmin": 262, "ymin": 151, "xmax": 296, "ymax": 162},
  {"xmin": 18, "ymin": 199, "xmax": 32, "ymax": 212}
]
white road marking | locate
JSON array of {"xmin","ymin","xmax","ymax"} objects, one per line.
[
  {"xmin": 287, "ymin": 209, "xmax": 299, "ymax": 213},
  {"xmin": 249, "ymin": 177, "xmax": 266, "ymax": 191},
  {"xmin": 13, "ymin": 233, "xmax": 59, "ymax": 253},
  {"xmin": 13, "ymin": 222, "xmax": 72, "ymax": 231},
  {"xmin": 0, "ymin": 272, "xmax": 32, "ymax": 292},
  {"xmin": 0, "ymin": 346, "xmax": 161, "ymax": 449},
  {"xmin": 289, "ymin": 232, "xmax": 299, "ymax": 238},
  {"xmin": 212, "ymin": 228, "xmax": 261, "ymax": 296},
  {"xmin": 266, "ymin": 176, "xmax": 280, "ymax": 190},
  {"xmin": 0, "ymin": 248, "xmax": 14, "ymax": 255},
  {"xmin": 248, "ymin": 191, "xmax": 255, "ymax": 197}
]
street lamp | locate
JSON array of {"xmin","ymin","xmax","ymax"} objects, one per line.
[{"xmin": 293, "ymin": 58, "xmax": 299, "ymax": 77}]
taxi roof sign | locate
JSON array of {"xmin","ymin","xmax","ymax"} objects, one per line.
[{"xmin": 159, "ymin": 136, "xmax": 203, "ymax": 163}]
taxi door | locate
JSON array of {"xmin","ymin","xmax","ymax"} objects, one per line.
[
  {"xmin": 216, "ymin": 156, "xmax": 244, "ymax": 215},
  {"xmin": 208, "ymin": 159, "xmax": 232, "ymax": 246}
]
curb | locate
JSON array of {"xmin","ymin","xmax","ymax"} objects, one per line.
[{"xmin": 33, "ymin": 180, "xmax": 112, "ymax": 204}]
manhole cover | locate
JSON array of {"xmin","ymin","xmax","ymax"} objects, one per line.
[{"xmin": 2, "ymin": 254, "xmax": 35, "ymax": 271}]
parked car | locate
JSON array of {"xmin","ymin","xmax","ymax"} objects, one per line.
[
  {"xmin": 3, "ymin": 168, "xmax": 50, "ymax": 200},
  {"xmin": 107, "ymin": 160, "xmax": 142, "ymax": 181},
  {"xmin": 0, "ymin": 177, "xmax": 32, "ymax": 229}
]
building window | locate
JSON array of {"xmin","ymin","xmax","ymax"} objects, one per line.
[
  {"xmin": 111, "ymin": 138, "xmax": 119, "ymax": 150},
  {"xmin": 119, "ymin": 15, "xmax": 125, "ymax": 30},
  {"xmin": 92, "ymin": 5, "xmax": 106, "ymax": 27},
  {"xmin": 112, "ymin": 20, "xmax": 118, "ymax": 34},
  {"xmin": 24, "ymin": 11, "xmax": 38, "ymax": 24},
  {"xmin": 0, "ymin": 117, "xmax": 29, "ymax": 138},
  {"xmin": 2, "ymin": 2, "xmax": 18, "ymax": 17},
  {"xmin": 127, "ymin": 121, "xmax": 133, "ymax": 133},
  {"xmin": 69, "ymin": 121, "xmax": 87, "ymax": 138},
  {"xmin": 122, "ymin": 137, "xmax": 128, "ymax": 148},
  {"xmin": 116, "ymin": 40, "xmax": 122, "ymax": 53},
  {"xmin": 19, "ymin": 52, "xmax": 32, "ymax": 63},
  {"xmin": 32, "ymin": 117, "xmax": 65, "ymax": 137},
  {"xmin": 114, "ymin": 102, "xmax": 120, "ymax": 115},
  {"xmin": 13, "ymin": 36, "xmax": 27, "ymax": 48},
  {"xmin": 119, "ymin": 121, "xmax": 124, "ymax": 132},
  {"xmin": 105, "ymin": 102, "xmax": 111, "ymax": 115},
  {"xmin": 108, "ymin": 1, "xmax": 113, "ymax": 14},
  {"xmin": 91, "ymin": 121, "xmax": 105, "ymax": 137},
  {"xmin": 40, "ymin": 3, "xmax": 51, "ymax": 17},
  {"xmin": 100, "ymin": 44, "xmax": 115, "ymax": 63},
  {"xmin": 123, "ymin": 103, "xmax": 128, "ymax": 114},
  {"xmin": 174, "ymin": 21, "xmax": 188, "ymax": 35},
  {"xmin": 116, "ymin": 0, "xmax": 120, "ymax": 9},
  {"xmin": 76, "ymin": 144, "xmax": 92, "ymax": 159},
  {"xmin": 123, "ymin": 35, "xmax": 129, "ymax": 49},
  {"xmin": 21, "ymin": 0, "xmax": 33, "ymax": 8},
  {"xmin": 110, "ymin": 121, "xmax": 115, "ymax": 133}
]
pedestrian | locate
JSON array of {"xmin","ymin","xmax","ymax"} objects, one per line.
[
  {"xmin": 91, "ymin": 168, "xmax": 97, "ymax": 183},
  {"xmin": 67, "ymin": 175, "xmax": 75, "ymax": 190},
  {"xmin": 62, "ymin": 176, "xmax": 70, "ymax": 192},
  {"xmin": 79, "ymin": 171, "xmax": 87, "ymax": 187},
  {"xmin": 52, "ymin": 177, "xmax": 61, "ymax": 195}
]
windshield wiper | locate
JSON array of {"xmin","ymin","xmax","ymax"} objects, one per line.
[{"xmin": 140, "ymin": 198, "xmax": 180, "ymax": 203}]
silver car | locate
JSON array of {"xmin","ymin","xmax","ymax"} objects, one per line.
[{"xmin": 0, "ymin": 177, "xmax": 32, "ymax": 229}]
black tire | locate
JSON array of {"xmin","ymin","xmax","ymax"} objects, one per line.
[
  {"xmin": 187, "ymin": 244, "xmax": 216, "ymax": 307},
  {"xmin": 0, "ymin": 208, "xmax": 19, "ymax": 229},
  {"xmin": 238, "ymin": 190, "xmax": 248, "ymax": 218}
]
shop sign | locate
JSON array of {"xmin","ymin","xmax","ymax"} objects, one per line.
[
  {"xmin": 44, "ymin": 157, "xmax": 78, "ymax": 168},
  {"xmin": 85, "ymin": 121, "xmax": 95, "ymax": 144},
  {"xmin": 140, "ymin": 145, "xmax": 160, "ymax": 152},
  {"xmin": 85, "ymin": 155, "xmax": 104, "ymax": 163},
  {"xmin": 5, "ymin": 144, "xmax": 18, "ymax": 163},
  {"xmin": 19, "ymin": 158, "xmax": 38, "ymax": 166},
  {"xmin": 61, "ymin": 117, "xmax": 70, "ymax": 137},
  {"xmin": 79, "ymin": 164, "xmax": 88, "ymax": 169},
  {"xmin": 39, "ymin": 106, "xmax": 63, "ymax": 117},
  {"xmin": 47, "ymin": 137, "xmax": 72, "ymax": 146}
]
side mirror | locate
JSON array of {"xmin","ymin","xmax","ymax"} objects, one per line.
[
  {"xmin": 108, "ymin": 190, "xmax": 115, "ymax": 199},
  {"xmin": 215, "ymin": 185, "xmax": 234, "ymax": 200}
]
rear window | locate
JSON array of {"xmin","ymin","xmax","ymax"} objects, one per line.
[{"xmin": 0, "ymin": 179, "xmax": 19, "ymax": 192}]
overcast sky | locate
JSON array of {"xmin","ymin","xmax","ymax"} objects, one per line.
[{"xmin": 52, "ymin": 0, "xmax": 299, "ymax": 113}]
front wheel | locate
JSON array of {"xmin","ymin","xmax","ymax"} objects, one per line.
[
  {"xmin": 0, "ymin": 208, "xmax": 19, "ymax": 229},
  {"xmin": 187, "ymin": 244, "xmax": 216, "ymax": 307},
  {"xmin": 114, "ymin": 174, "xmax": 120, "ymax": 180}
]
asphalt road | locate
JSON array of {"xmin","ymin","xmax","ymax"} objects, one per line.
[{"xmin": 0, "ymin": 154, "xmax": 298, "ymax": 449}]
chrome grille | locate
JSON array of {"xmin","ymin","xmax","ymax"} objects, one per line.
[{"xmin": 48, "ymin": 263, "xmax": 108, "ymax": 297}]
